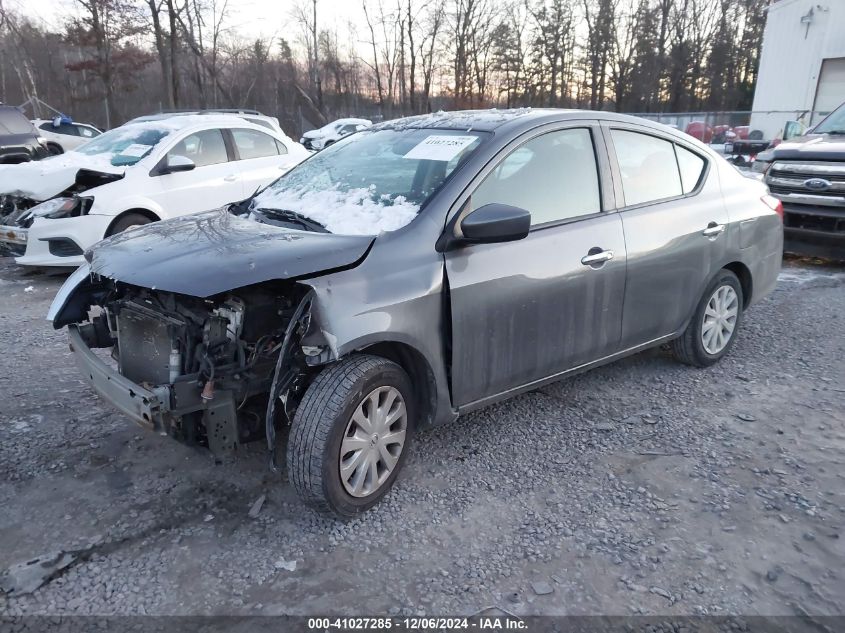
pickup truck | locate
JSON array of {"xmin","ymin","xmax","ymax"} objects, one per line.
[{"xmin": 753, "ymin": 103, "xmax": 845, "ymax": 260}]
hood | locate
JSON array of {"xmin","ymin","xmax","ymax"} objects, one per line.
[
  {"xmin": 770, "ymin": 134, "xmax": 845, "ymax": 162},
  {"xmin": 86, "ymin": 208, "xmax": 375, "ymax": 297},
  {"xmin": 0, "ymin": 152, "xmax": 126, "ymax": 201},
  {"xmin": 301, "ymin": 129, "xmax": 324, "ymax": 140}
]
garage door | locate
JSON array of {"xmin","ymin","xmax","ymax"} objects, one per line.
[{"xmin": 813, "ymin": 57, "xmax": 845, "ymax": 120}]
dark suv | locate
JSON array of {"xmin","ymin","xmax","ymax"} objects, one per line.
[{"xmin": 0, "ymin": 105, "xmax": 49, "ymax": 164}]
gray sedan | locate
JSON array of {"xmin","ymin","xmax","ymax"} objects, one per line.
[{"xmin": 49, "ymin": 109, "xmax": 783, "ymax": 517}]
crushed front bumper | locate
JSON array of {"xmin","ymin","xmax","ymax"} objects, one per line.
[
  {"xmin": 0, "ymin": 224, "xmax": 27, "ymax": 256},
  {"xmin": 68, "ymin": 324, "xmax": 170, "ymax": 431}
]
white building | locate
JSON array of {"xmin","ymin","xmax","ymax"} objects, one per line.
[{"xmin": 750, "ymin": 0, "xmax": 845, "ymax": 139}]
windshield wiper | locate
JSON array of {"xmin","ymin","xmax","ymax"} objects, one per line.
[
  {"xmin": 820, "ymin": 129, "xmax": 845, "ymax": 135},
  {"xmin": 255, "ymin": 208, "xmax": 329, "ymax": 233}
]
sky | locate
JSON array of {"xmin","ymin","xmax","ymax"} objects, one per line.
[{"xmin": 9, "ymin": 0, "xmax": 372, "ymax": 52}]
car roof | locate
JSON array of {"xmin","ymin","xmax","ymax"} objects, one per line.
[
  {"xmin": 373, "ymin": 108, "xmax": 676, "ymax": 132},
  {"xmin": 115, "ymin": 114, "xmax": 277, "ymax": 133},
  {"xmin": 127, "ymin": 111, "xmax": 279, "ymax": 126},
  {"xmin": 32, "ymin": 118, "xmax": 96, "ymax": 125},
  {"xmin": 371, "ymin": 108, "xmax": 702, "ymax": 142},
  {"xmin": 332, "ymin": 118, "xmax": 371, "ymax": 125}
]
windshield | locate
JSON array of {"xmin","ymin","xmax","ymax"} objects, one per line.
[
  {"xmin": 75, "ymin": 124, "xmax": 173, "ymax": 166},
  {"xmin": 813, "ymin": 103, "xmax": 845, "ymax": 134},
  {"xmin": 250, "ymin": 128, "xmax": 487, "ymax": 235}
]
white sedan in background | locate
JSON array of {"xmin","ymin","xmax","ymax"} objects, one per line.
[
  {"xmin": 32, "ymin": 118, "xmax": 102, "ymax": 154},
  {"xmin": 299, "ymin": 117, "xmax": 371, "ymax": 150},
  {"xmin": 0, "ymin": 115, "xmax": 308, "ymax": 267}
]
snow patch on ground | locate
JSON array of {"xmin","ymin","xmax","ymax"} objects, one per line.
[
  {"xmin": 778, "ymin": 269, "xmax": 845, "ymax": 284},
  {"xmin": 252, "ymin": 184, "xmax": 419, "ymax": 235}
]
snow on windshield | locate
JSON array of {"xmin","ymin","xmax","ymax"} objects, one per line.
[
  {"xmin": 251, "ymin": 128, "xmax": 485, "ymax": 235},
  {"xmin": 252, "ymin": 185, "xmax": 419, "ymax": 235},
  {"xmin": 74, "ymin": 123, "xmax": 173, "ymax": 168}
]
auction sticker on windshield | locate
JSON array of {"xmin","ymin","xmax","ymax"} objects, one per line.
[
  {"xmin": 403, "ymin": 135, "xmax": 477, "ymax": 161},
  {"xmin": 119, "ymin": 144, "xmax": 153, "ymax": 158}
]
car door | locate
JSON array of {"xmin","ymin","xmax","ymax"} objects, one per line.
[
  {"xmin": 445, "ymin": 124, "xmax": 627, "ymax": 408},
  {"xmin": 230, "ymin": 128, "xmax": 300, "ymax": 197},
  {"xmin": 148, "ymin": 127, "xmax": 243, "ymax": 217},
  {"xmin": 603, "ymin": 124, "xmax": 727, "ymax": 349}
]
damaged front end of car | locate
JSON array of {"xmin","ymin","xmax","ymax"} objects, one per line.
[
  {"xmin": 0, "ymin": 169, "xmax": 122, "ymax": 256},
  {"xmin": 50, "ymin": 265, "xmax": 326, "ymax": 461}
]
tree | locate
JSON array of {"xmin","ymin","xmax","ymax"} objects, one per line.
[{"xmin": 65, "ymin": 0, "xmax": 152, "ymax": 125}]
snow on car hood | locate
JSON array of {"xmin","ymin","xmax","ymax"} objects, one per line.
[
  {"xmin": 0, "ymin": 152, "xmax": 125, "ymax": 201},
  {"xmin": 85, "ymin": 208, "xmax": 375, "ymax": 297},
  {"xmin": 251, "ymin": 185, "xmax": 419, "ymax": 235}
]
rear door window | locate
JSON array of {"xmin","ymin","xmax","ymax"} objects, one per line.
[
  {"xmin": 167, "ymin": 128, "xmax": 229, "ymax": 167},
  {"xmin": 77, "ymin": 125, "xmax": 99, "ymax": 139},
  {"xmin": 232, "ymin": 129, "xmax": 280, "ymax": 160},
  {"xmin": 611, "ymin": 130, "xmax": 682, "ymax": 206}
]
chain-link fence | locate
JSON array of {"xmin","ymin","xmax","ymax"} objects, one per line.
[{"xmin": 628, "ymin": 109, "xmax": 834, "ymax": 141}]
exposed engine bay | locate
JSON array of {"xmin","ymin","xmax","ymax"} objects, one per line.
[{"xmin": 74, "ymin": 279, "xmax": 315, "ymax": 458}]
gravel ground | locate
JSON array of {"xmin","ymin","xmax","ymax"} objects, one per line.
[{"xmin": 0, "ymin": 255, "xmax": 843, "ymax": 617}]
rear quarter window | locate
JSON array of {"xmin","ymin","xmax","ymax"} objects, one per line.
[{"xmin": 675, "ymin": 145, "xmax": 706, "ymax": 193}]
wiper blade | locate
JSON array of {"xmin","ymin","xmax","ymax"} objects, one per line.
[{"xmin": 255, "ymin": 208, "xmax": 329, "ymax": 233}]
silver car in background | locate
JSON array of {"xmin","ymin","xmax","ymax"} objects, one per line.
[{"xmin": 50, "ymin": 109, "xmax": 783, "ymax": 517}]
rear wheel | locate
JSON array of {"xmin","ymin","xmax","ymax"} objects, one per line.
[
  {"xmin": 287, "ymin": 355, "xmax": 415, "ymax": 518},
  {"xmin": 107, "ymin": 212, "xmax": 152, "ymax": 236},
  {"xmin": 671, "ymin": 269, "xmax": 743, "ymax": 367}
]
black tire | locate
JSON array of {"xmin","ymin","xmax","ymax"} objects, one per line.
[
  {"xmin": 671, "ymin": 269, "xmax": 744, "ymax": 367},
  {"xmin": 287, "ymin": 354, "xmax": 415, "ymax": 518},
  {"xmin": 46, "ymin": 143, "xmax": 64, "ymax": 156},
  {"xmin": 107, "ymin": 212, "xmax": 152, "ymax": 236}
]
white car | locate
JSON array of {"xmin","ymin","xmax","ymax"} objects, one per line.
[
  {"xmin": 300, "ymin": 118, "xmax": 371, "ymax": 151},
  {"xmin": 32, "ymin": 118, "xmax": 102, "ymax": 154},
  {"xmin": 128, "ymin": 110, "xmax": 284, "ymax": 135},
  {"xmin": 0, "ymin": 115, "xmax": 308, "ymax": 267}
]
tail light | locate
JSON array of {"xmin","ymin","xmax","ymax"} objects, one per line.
[{"xmin": 761, "ymin": 194, "xmax": 783, "ymax": 220}]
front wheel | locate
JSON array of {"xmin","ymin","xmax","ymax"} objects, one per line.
[
  {"xmin": 287, "ymin": 355, "xmax": 415, "ymax": 518},
  {"xmin": 107, "ymin": 212, "xmax": 152, "ymax": 236},
  {"xmin": 671, "ymin": 269, "xmax": 743, "ymax": 367}
]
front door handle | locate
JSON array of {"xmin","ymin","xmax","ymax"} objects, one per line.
[
  {"xmin": 581, "ymin": 249, "xmax": 614, "ymax": 266},
  {"xmin": 702, "ymin": 222, "xmax": 726, "ymax": 237},
  {"xmin": 224, "ymin": 174, "xmax": 238, "ymax": 182}
]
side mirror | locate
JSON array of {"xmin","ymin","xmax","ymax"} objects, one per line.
[
  {"xmin": 459, "ymin": 203, "xmax": 531, "ymax": 244},
  {"xmin": 156, "ymin": 155, "xmax": 195, "ymax": 175}
]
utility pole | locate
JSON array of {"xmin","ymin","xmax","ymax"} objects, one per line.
[{"xmin": 312, "ymin": 0, "xmax": 323, "ymax": 113}]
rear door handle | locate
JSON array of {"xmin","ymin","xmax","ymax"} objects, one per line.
[
  {"xmin": 702, "ymin": 223, "xmax": 726, "ymax": 237},
  {"xmin": 581, "ymin": 249, "xmax": 614, "ymax": 266},
  {"xmin": 224, "ymin": 174, "xmax": 238, "ymax": 182}
]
